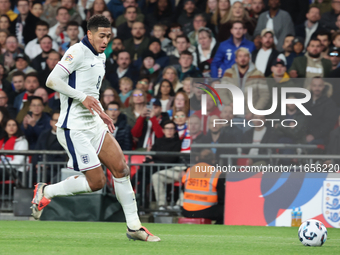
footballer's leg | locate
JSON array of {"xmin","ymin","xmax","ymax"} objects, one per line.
[
  {"xmin": 98, "ymin": 133, "xmax": 161, "ymax": 242},
  {"xmin": 31, "ymin": 128, "xmax": 104, "ymax": 219}
]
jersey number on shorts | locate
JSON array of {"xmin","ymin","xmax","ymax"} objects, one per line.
[{"xmin": 96, "ymin": 76, "xmax": 101, "ymax": 89}]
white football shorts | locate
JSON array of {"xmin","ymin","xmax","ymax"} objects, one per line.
[{"xmin": 56, "ymin": 122, "xmax": 108, "ymax": 171}]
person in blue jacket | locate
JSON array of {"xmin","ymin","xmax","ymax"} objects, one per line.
[{"xmin": 211, "ymin": 21, "xmax": 255, "ymax": 78}]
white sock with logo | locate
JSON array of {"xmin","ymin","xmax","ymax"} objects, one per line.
[
  {"xmin": 113, "ymin": 175, "xmax": 142, "ymax": 230},
  {"xmin": 44, "ymin": 175, "xmax": 92, "ymax": 199}
]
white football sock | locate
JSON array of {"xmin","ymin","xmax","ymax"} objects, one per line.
[
  {"xmin": 113, "ymin": 175, "xmax": 142, "ymax": 230},
  {"xmin": 44, "ymin": 175, "xmax": 92, "ymax": 199}
]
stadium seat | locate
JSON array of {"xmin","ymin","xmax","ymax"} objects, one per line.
[{"xmin": 178, "ymin": 217, "xmax": 212, "ymax": 224}]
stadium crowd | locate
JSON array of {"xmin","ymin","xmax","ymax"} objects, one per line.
[{"xmin": 2, "ymin": 0, "xmax": 340, "ymax": 216}]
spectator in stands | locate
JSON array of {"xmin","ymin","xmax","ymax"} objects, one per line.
[
  {"xmin": 211, "ymin": 0, "xmax": 230, "ymax": 34},
  {"xmin": 0, "ymin": 119, "xmax": 28, "ymax": 174},
  {"xmin": 162, "ymin": 23, "xmax": 183, "ymax": 56},
  {"xmin": 105, "ymin": 51, "xmax": 137, "ymax": 91},
  {"xmin": 188, "ymin": 14, "xmax": 208, "ymax": 47},
  {"xmin": 310, "ymin": 0, "xmax": 332, "ymax": 16},
  {"xmin": 124, "ymin": 21, "xmax": 150, "ymax": 61},
  {"xmin": 108, "ymin": 37, "xmax": 124, "ymax": 63},
  {"xmin": 157, "ymin": 79, "xmax": 175, "ymax": 112},
  {"xmin": 38, "ymin": 51, "xmax": 61, "ymax": 94},
  {"xmin": 60, "ymin": 0, "xmax": 82, "ymax": 26},
  {"xmin": 0, "ymin": 28, "xmax": 8, "ymax": 54},
  {"xmin": 190, "ymin": 82, "xmax": 203, "ymax": 111},
  {"xmin": 193, "ymin": 94, "xmax": 221, "ymax": 134},
  {"xmin": 139, "ymin": 51, "xmax": 161, "ymax": 86},
  {"xmin": 317, "ymin": 31, "xmax": 332, "ymax": 58},
  {"xmin": 219, "ymin": 47, "xmax": 269, "ymax": 121},
  {"xmin": 48, "ymin": 7, "xmax": 84, "ymax": 46},
  {"xmin": 220, "ymin": 104, "xmax": 242, "ymax": 143},
  {"xmin": 122, "ymin": 88, "xmax": 147, "ymax": 127},
  {"xmin": 100, "ymin": 87, "xmax": 123, "ymax": 110},
  {"xmin": 325, "ymin": 115, "xmax": 340, "ymax": 165},
  {"xmin": 295, "ymin": 7, "xmax": 323, "ymax": 48},
  {"xmin": 10, "ymin": 71, "xmax": 25, "ymax": 102},
  {"xmin": 24, "ymin": 21, "xmax": 58, "ymax": 60},
  {"xmin": 153, "ymin": 24, "xmax": 171, "ymax": 49},
  {"xmin": 182, "ymin": 77, "xmax": 191, "ymax": 98},
  {"xmin": 31, "ymin": 35, "xmax": 53, "ymax": 74},
  {"xmin": 0, "ymin": 14, "xmax": 10, "ymax": 30},
  {"xmin": 115, "ymin": 0, "xmax": 144, "ymax": 26},
  {"xmin": 106, "ymin": 101, "xmax": 132, "ymax": 150},
  {"xmin": 85, "ymin": 0, "xmax": 109, "ymax": 21},
  {"xmin": 146, "ymin": 37, "xmax": 169, "ymax": 69},
  {"xmin": 31, "ymin": 2, "xmax": 43, "ymax": 19},
  {"xmin": 0, "ymin": 35, "xmax": 24, "ymax": 72},
  {"xmin": 254, "ymin": 0, "xmax": 295, "ymax": 51},
  {"xmin": 242, "ymin": 114, "xmax": 278, "ymax": 165},
  {"xmin": 16, "ymin": 87, "xmax": 52, "ymax": 123},
  {"xmin": 282, "ymin": 34, "xmax": 296, "ymax": 70},
  {"xmin": 177, "ymin": 0, "xmax": 198, "ymax": 35},
  {"xmin": 7, "ymin": 54, "xmax": 36, "ymax": 81},
  {"xmin": 169, "ymin": 35, "xmax": 196, "ymax": 66},
  {"xmin": 0, "ymin": 106, "xmax": 9, "ymax": 137},
  {"xmin": 217, "ymin": 1, "xmax": 256, "ymax": 42},
  {"xmin": 189, "ymin": 114, "xmax": 204, "ymax": 143},
  {"xmin": 0, "ymin": 63, "xmax": 14, "ymax": 104},
  {"xmin": 132, "ymin": 120, "xmax": 181, "ymax": 207},
  {"xmin": 289, "ymin": 38, "xmax": 332, "ymax": 78},
  {"xmin": 117, "ymin": 6, "xmax": 137, "ymax": 41},
  {"xmin": 60, "ymin": 21, "xmax": 80, "ymax": 55},
  {"xmin": 32, "ymin": 110, "xmax": 67, "ymax": 182},
  {"xmin": 144, "ymin": 0, "xmax": 174, "ymax": 30},
  {"xmin": 182, "ymin": 149, "xmax": 225, "ymax": 224},
  {"xmin": 40, "ymin": 0, "xmax": 59, "ymax": 27},
  {"xmin": 249, "ymin": 0, "xmax": 265, "ymax": 21},
  {"xmin": 168, "ymin": 91, "xmax": 191, "ymax": 118},
  {"xmin": 328, "ymin": 46, "xmax": 340, "ymax": 70},
  {"xmin": 200, "ymin": 114, "xmax": 236, "ymax": 157},
  {"xmin": 48, "ymin": 92, "xmax": 60, "ymax": 111},
  {"xmin": 135, "ymin": 77, "xmax": 153, "ymax": 104},
  {"xmin": 119, "ymin": 77, "xmax": 133, "ymax": 104},
  {"xmin": 195, "ymin": 27, "xmax": 219, "ymax": 77},
  {"xmin": 267, "ymin": 58, "xmax": 296, "ymax": 118},
  {"xmin": 0, "ymin": 91, "xmax": 16, "ymax": 118},
  {"xmin": 211, "ymin": 21, "xmax": 255, "ymax": 78},
  {"xmin": 13, "ymin": 73, "xmax": 39, "ymax": 113},
  {"xmin": 21, "ymin": 96, "xmax": 51, "ymax": 149},
  {"xmin": 154, "ymin": 66, "xmax": 182, "ymax": 95},
  {"xmin": 304, "ymin": 77, "xmax": 338, "ymax": 145},
  {"xmin": 131, "ymin": 98, "xmax": 169, "ymax": 150},
  {"xmin": 11, "ymin": 0, "xmax": 40, "ymax": 46},
  {"xmin": 206, "ymin": 0, "xmax": 218, "ymax": 20},
  {"xmin": 0, "ymin": 0, "xmax": 18, "ymax": 22},
  {"xmin": 275, "ymin": 94, "xmax": 307, "ymax": 150},
  {"xmin": 320, "ymin": 0, "xmax": 340, "ymax": 32},
  {"xmin": 176, "ymin": 51, "xmax": 202, "ymax": 81},
  {"xmin": 252, "ymin": 29, "xmax": 286, "ymax": 77},
  {"xmin": 332, "ymin": 31, "xmax": 340, "ymax": 48}
]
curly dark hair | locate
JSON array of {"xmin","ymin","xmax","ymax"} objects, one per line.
[{"xmin": 87, "ymin": 14, "xmax": 111, "ymax": 32}]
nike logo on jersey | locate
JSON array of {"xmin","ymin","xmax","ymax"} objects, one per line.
[{"xmin": 91, "ymin": 64, "xmax": 96, "ymax": 67}]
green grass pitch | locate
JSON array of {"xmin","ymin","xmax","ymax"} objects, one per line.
[{"xmin": 0, "ymin": 221, "xmax": 339, "ymax": 254}]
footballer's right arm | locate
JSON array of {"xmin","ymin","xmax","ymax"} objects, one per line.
[{"xmin": 46, "ymin": 49, "xmax": 103, "ymax": 115}]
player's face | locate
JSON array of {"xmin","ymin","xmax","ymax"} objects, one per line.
[{"xmin": 89, "ymin": 27, "xmax": 112, "ymax": 53}]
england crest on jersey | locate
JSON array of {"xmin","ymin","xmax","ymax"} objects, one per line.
[
  {"xmin": 323, "ymin": 180, "xmax": 340, "ymax": 228},
  {"xmin": 81, "ymin": 154, "xmax": 90, "ymax": 164}
]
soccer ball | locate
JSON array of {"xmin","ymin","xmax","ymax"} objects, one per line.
[{"xmin": 298, "ymin": 219, "xmax": 327, "ymax": 246}]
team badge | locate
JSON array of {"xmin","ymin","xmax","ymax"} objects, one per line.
[
  {"xmin": 65, "ymin": 54, "xmax": 74, "ymax": 62},
  {"xmin": 81, "ymin": 154, "xmax": 90, "ymax": 164}
]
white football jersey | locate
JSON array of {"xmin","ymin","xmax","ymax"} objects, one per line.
[{"xmin": 56, "ymin": 37, "xmax": 106, "ymax": 130}]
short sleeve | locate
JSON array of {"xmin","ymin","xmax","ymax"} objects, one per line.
[{"xmin": 57, "ymin": 46, "xmax": 84, "ymax": 75}]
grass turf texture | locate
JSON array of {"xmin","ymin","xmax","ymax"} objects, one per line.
[{"xmin": 0, "ymin": 221, "xmax": 339, "ymax": 254}]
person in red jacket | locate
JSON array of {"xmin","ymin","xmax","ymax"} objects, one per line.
[{"xmin": 131, "ymin": 98, "xmax": 169, "ymax": 150}]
